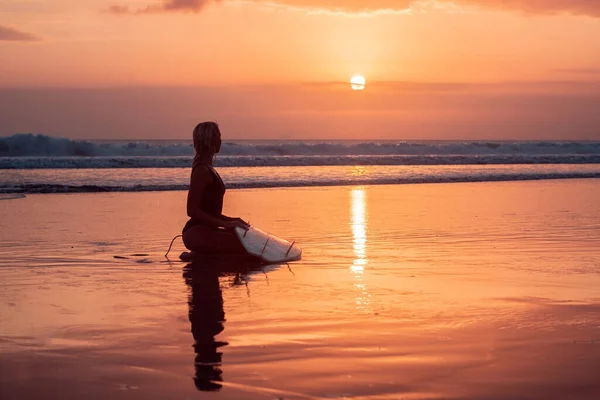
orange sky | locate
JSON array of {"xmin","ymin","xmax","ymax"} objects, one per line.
[{"xmin": 1, "ymin": 0, "xmax": 600, "ymax": 139}]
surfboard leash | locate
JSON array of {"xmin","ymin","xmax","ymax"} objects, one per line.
[{"xmin": 164, "ymin": 234, "xmax": 183, "ymax": 259}]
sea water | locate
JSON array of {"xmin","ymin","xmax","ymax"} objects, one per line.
[{"xmin": 1, "ymin": 133, "xmax": 600, "ymax": 193}]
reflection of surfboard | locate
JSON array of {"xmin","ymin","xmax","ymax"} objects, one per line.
[{"xmin": 235, "ymin": 226, "xmax": 302, "ymax": 264}]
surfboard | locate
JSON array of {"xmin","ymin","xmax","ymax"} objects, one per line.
[{"xmin": 234, "ymin": 226, "xmax": 302, "ymax": 264}]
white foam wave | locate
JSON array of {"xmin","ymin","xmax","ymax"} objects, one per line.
[
  {"xmin": 2, "ymin": 155, "xmax": 600, "ymax": 169},
  {"xmin": 2, "ymin": 171, "xmax": 599, "ymax": 194},
  {"xmin": 2, "ymin": 134, "xmax": 600, "ymax": 159}
]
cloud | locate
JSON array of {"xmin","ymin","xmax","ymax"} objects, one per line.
[
  {"xmin": 257, "ymin": 1, "xmax": 414, "ymax": 17},
  {"xmin": 107, "ymin": 0, "xmax": 600, "ymax": 17},
  {"xmin": 553, "ymin": 67, "xmax": 600, "ymax": 75},
  {"xmin": 259, "ymin": 0, "xmax": 412, "ymax": 12},
  {"xmin": 456, "ymin": 0, "xmax": 600, "ymax": 17},
  {"xmin": 303, "ymin": 80, "xmax": 474, "ymax": 92},
  {"xmin": 0, "ymin": 25, "xmax": 40, "ymax": 41},
  {"xmin": 283, "ymin": 0, "xmax": 600, "ymax": 17},
  {"xmin": 108, "ymin": 0, "xmax": 215, "ymax": 14},
  {"xmin": 107, "ymin": 5, "xmax": 132, "ymax": 13},
  {"xmin": 108, "ymin": 0, "xmax": 413, "ymax": 15}
]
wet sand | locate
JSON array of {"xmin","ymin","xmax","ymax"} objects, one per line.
[{"xmin": 1, "ymin": 179, "xmax": 600, "ymax": 399}]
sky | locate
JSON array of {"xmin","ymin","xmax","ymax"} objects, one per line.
[{"xmin": 1, "ymin": 0, "xmax": 600, "ymax": 140}]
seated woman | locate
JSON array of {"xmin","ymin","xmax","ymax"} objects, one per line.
[{"xmin": 182, "ymin": 122, "xmax": 249, "ymax": 255}]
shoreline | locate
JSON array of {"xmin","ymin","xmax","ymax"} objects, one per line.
[
  {"xmin": 2, "ymin": 174, "xmax": 600, "ymax": 195},
  {"xmin": 1, "ymin": 179, "xmax": 599, "ymax": 400}
]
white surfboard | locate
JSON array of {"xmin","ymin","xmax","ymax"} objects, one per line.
[{"xmin": 235, "ymin": 226, "xmax": 302, "ymax": 264}]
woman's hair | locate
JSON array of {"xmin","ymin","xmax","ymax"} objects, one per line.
[{"xmin": 192, "ymin": 122, "xmax": 220, "ymax": 161}]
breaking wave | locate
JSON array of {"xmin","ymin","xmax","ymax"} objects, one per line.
[{"xmin": 1, "ymin": 134, "xmax": 600, "ymax": 169}]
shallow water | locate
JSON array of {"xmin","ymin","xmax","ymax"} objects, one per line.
[{"xmin": 1, "ymin": 180, "xmax": 600, "ymax": 399}]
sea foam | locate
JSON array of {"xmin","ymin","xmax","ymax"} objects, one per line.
[{"xmin": 2, "ymin": 134, "xmax": 600, "ymax": 169}]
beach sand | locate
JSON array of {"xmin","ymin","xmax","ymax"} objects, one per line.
[{"xmin": 1, "ymin": 179, "xmax": 600, "ymax": 399}]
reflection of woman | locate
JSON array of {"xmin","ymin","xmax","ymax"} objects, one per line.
[
  {"xmin": 183, "ymin": 260, "xmax": 266, "ymax": 392},
  {"xmin": 183, "ymin": 264, "xmax": 227, "ymax": 391}
]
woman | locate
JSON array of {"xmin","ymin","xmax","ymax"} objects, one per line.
[{"xmin": 182, "ymin": 122, "xmax": 249, "ymax": 254}]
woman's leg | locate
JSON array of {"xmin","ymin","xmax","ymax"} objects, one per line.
[{"xmin": 183, "ymin": 225, "xmax": 246, "ymax": 254}]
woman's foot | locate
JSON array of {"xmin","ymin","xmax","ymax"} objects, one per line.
[{"xmin": 179, "ymin": 250, "xmax": 198, "ymax": 261}]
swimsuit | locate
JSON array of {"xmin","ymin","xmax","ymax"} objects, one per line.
[{"xmin": 182, "ymin": 163, "xmax": 226, "ymax": 234}]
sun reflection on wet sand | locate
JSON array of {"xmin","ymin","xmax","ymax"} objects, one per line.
[{"xmin": 350, "ymin": 187, "xmax": 371, "ymax": 309}]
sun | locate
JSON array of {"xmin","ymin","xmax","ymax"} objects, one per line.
[{"xmin": 350, "ymin": 75, "xmax": 366, "ymax": 91}]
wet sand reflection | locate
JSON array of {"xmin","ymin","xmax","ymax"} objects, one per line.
[
  {"xmin": 183, "ymin": 260, "xmax": 266, "ymax": 392},
  {"xmin": 350, "ymin": 187, "xmax": 370, "ymax": 310}
]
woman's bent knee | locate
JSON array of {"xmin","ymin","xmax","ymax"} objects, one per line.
[
  {"xmin": 182, "ymin": 225, "xmax": 212, "ymax": 252},
  {"xmin": 183, "ymin": 225, "xmax": 245, "ymax": 254}
]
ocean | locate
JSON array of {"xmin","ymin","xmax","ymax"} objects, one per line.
[
  {"xmin": 2, "ymin": 133, "xmax": 600, "ymax": 399},
  {"xmin": 1, "ymin": 133, "xmax": 600, "ymax": 194}
]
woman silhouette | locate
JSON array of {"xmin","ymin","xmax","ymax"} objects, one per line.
[{"xmin": 182, "ymin": 122, "xmax": 249, "ymax": 255}]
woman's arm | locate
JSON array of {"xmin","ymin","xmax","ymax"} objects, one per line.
[
  {"xmin": 220, "ymin": 214, "xmax": 250, "ymax": 226},
  {"xmin": 220, "ymin": 215, "xmax": 240, "ymax": 221}
]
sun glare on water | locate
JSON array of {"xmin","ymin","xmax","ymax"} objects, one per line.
[{"xmin": 350, "ymin": 75, "xmax": 366, "ymax": 91}]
